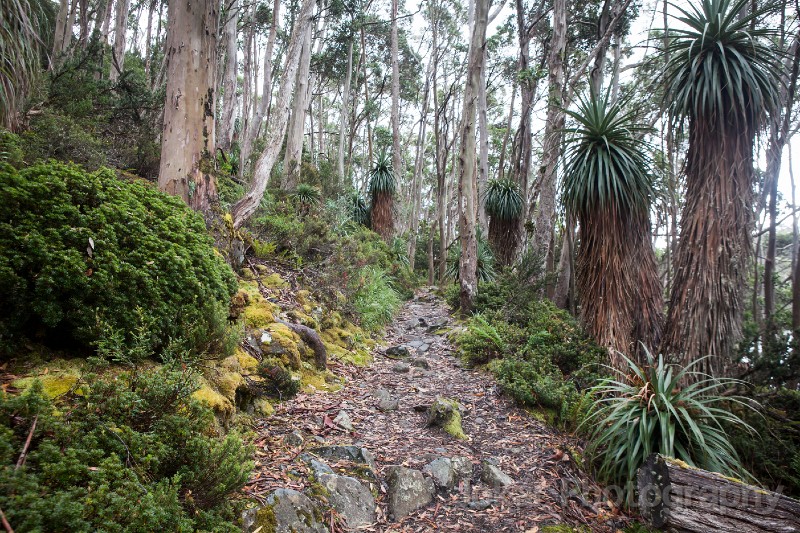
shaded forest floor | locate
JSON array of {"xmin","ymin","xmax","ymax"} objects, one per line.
[{"xmin": 244, "ymin": 289, "xmax": 628, "ymax": 532}]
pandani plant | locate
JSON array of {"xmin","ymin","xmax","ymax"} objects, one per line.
[
  {"xmin": 369, "ymin": 149, "xmax": 395, "ymax": 242},
  {"xmin": 581, "ymin": 346, "xmax": 756, "ymax": 487},
  {"xmin": 561, "ymin": 89, "xmax": 663, "ymax": 368},
  {"xmin": 659, "ymin": 0, "xmax": 780, "ymax": 376},
  {"xmin": 484, "ymin": 178, "xmax": 523, "ymax": 267}
]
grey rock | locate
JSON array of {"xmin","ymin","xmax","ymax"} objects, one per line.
[
  {"xmin": 318, "ymin": 473, "xmax": 376, "ymax": 528},
  {"xmin": 309, "ymin": 446, "xmax": 378, "ymax": 473},
  {"xmin": 423, "ymin": 457, "xmax": 455, "ymax": 490},
  {"xmin": 378, "ymin": 398, "xmax": 400, "ymax": 411},
  {"xmin": 467, "ymin": 499, "xmax": 497, "ymax": 511},
  {"xmin": 241, "ymin": 488, "xmax": 326, "ymax": 533},
  {"xmin": 410, "ymin": 358, "xmax": 430, "ymax": 369},
  {"xmin": 451, "ymin": 456, "xmax": 473, "ymax": 481},
  {"xmin": 284, "ymin": 430, "xmax": 304, "ymax": 446},
  {"xmin": 385, "ymin": 466, "xmax": 435, "ymax": 520},
  {"xmin": 372, "ymin": 388, "xmax": 391, "ymax": 400},
  {"xmin": 406, "ymin": 340, "xmax": 424, "ymax": 348},
  {"xmin": 481, "ymin": 462, "xmax": 514, "ymax": 487},
  {"xmin": 300, "ymin": 453, "xmax": 334, "ymax": 477},
  {"xmin": 392, "ymin": 362, "xmax": 411, "ymax": 373},
  {"xmin": 333, "ymin": 410, "xmax": 353, "ymax": 431},
  {"xmin": 385, "ymin": 346, "xmax": 411, "ymax": 359},
  {"xmin": 417, "ymin": 343, "xmax": 430, "ymax": 353}
]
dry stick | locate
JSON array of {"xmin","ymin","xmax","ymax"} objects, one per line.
[
  {"xmin": 0, "ymin": 508, "xmax": 14, "ymax": 533},
  {"xmin": 14, "ymin": 415, "xmax": 37, "ymax": 471}
]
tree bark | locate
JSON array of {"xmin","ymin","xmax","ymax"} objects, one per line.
[
  {"xmin": 218, "ymin": 0, "xmax": 239, "ymax": 153},
  {"xmin": 637, "ymin": 454, "xmax": 800, "ymax": 532},
  {"xmin": 530, "ymin": 0, "xmax": 566, "ymax": 267},
  {"xmin": 231, "ymin": 0, "xmax": 317, "ymax": 227},
  {"xmin": 389, "ymin": 0, "xmax": 402, "ymax": 240},
  {"xmin": 52, "ymin": 0, "xmax": 70, "ymax": 63},
  {"xmin": 458, "ymin": 0, "xmax": 488, "ymax": 311},
  {"xmin": 337, "ymin": 37, "xmax": 354, "ymax": 183},
  {"xmin": 158, "ymin": 0, "xmax": 219, "ymax": 217},
  {"xmin": 283, "ymin": 21, "xmax": 313, "ymax": 190},
  {"xmin": 109, "ymin": 0, "xmax": 131, "ymax": 82},
  {"xmin": 408, "ymin": 65, "xmax": 432, "ymax": 266}
]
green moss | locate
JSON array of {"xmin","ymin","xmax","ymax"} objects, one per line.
[
  {"xmin": 429, "ymin": 398, "xmax": 467, "ymax": 440},
  {"xmin": 11, "ymin": 358, "xmax": 83, "ymax": 398},
  {"xmin": 252, "ymin": 504, "xmax": 277, "ymax": 533},
  {"xmin": 236, "ymin": 348, "xmax": 260, "ymax": 373},
  {"xmin": 299, "ymin": 368, "xmax": 342, "ymax": 393},
  {"xmin": 192, "ymin": 380, "xmax": 234, "ymax": 418},
  {"xmin": 260, "ymin": 273, "xmax": 289, "ymax": 289},
  {"xmin": 263, "ymin": 323, "xmax": 302, "ymax": 370}
]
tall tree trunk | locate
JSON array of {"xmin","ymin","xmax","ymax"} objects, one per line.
[
  {"xmin": 158, "ymin": 0, "xmax": 219, "ymax": 217},
  {"xmin": 530, "ymin": 0, "xmax": 566, "ymax": 267},
  {"xmin": 52, "ymin": 0, "xmax": 70, "ymax": 63},
  {"xmin": 477, "ymin": 45, "xmax": 489, "ymax": 233},
  {"xmin": 240, "ymin": 0, "xmax": 280, "ymax": 173},
  {"xmin": 283, "ymin": 22, "xmax": 314, "ymax": 189},
  {"xmin": 338, "ymin": 37, "xmax": 354, "ymax": 183},
  {"xmin": 144, "ymin": 0, "xmax": 156, "ymax": 83},
  {"xmin": 109, "ymin": 0, "xmax": 130, "ymax": 82},
  {"xmin": 408, "ymin": 67, "xmax": 431, "ymax": 265},
  {"xmin": 218, "ymin": 0, "xmax": 239, "ymax": 152},
  {"xmin": 553, "ymin": 221, "xmax": 573, "ymax": 309},
  {"xmin": 497, "ymin": 84, "xmax": 516, "ymax": 182},
  {"xmin": 389, "ymin": 0, "xmax": 402, "ymax": 240},
  {"xmin": 232, "ymin": 0, "xmax": 317, "ymax": 227},
  {"xmin": 458, "ymin": 0, "xmax": 488, "ymax": 312}
]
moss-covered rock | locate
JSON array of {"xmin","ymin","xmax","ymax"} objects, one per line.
[
  {"xmin": 262, "ymin": 323, "xmax": 302, "ymax": 370},
  {"xmin": 426, "ymin": 397, "xmax": 467, "ymax": 440},
  {"xmin": 11, "ymin": 358, "xmax": 83, "ymax": 398}
]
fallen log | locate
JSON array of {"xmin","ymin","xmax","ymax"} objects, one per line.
[
  {"xmin": 637, "ymin": 453, "xmax": 800, "ymax": 532},
  {"xmin": 277, "ymin": 319, "xmax": 327, "ymax": 370}
]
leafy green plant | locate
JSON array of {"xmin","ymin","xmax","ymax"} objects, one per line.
[
  {"xmin": 491, "ymin": 358, "xmax": 577, "ymax": 422},
  {"xmin": 446, "ymin": 230, "xmax": 495, "ymax": 283},
  {"xmin": 484, "ymin": 179, "xmax": 523, "ymax": 220},
  {"xmin": 0, "ymin": 162, "xmax": 237, "ymax": 357},
  {"xmin": 456, "ymin": 314, "xmax": 509, "ymax": 365},
  {"xmin": 291, "ymin": 183, "xmax": 321, "ymax": 215},
  {"xmin": 582, "ymin": 347, "xmax": 755, "ymax": 485},
  {"xmin": 348, "ymin": 190, "xmax": 369, "ymax": 226},
  {"xmin": 390, "ymin": 237, "xmax": 410, "ymax": 268},
  {"xmin": 368, "ymin": 149, "xmax": 395, "ymax": 195},
  {"xmin": 352, "ymin": 266, "xmax": 401, "ymax": 331},
  {"xmin": 0, "ymin": 361, "xmax": 252, "ymax": 531}
]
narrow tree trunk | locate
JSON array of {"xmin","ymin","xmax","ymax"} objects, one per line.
[
  {"xmin": 52, "ymin": 0, "xmax": 70, "ymax": 63},
  {"xmin": 497, "ymin": 85, "xmax": 516, "ymax": 181},
  {"xmin": 338, "ymin": 37, "xmax": 354, "ymax": 182},
  {"xmin": 553, "ymin": 221, "xmax": 573, "ymax": 309},
  {"xmin": 458, "ymin": 0, "xmax": 488, "ymax": 312},
  {"xmin": 477, "ymin": 45, "xmax": 490, "ymax": 233},
  {"xmin": 158, "ymin": 0, "xmax": 219, "ymax": 217},
  {"xmin": 218, "ymin": 0, "xmax": 239, "ymax": 152},
  {"xmin": 408, "ymin": 66, "xmax": 432, "ymax": 265},
  {"xmin": 109, "ymin": 0, "xmax": 131, "ymax": 82},
  {"xmin": 530, "ymin": 0, "xmax": 566, "ymax": 266},
  {"xmin": 283, "ymin": 22, "xmax": 313, "ymax": 189},
  {"xmin": 144, "ymin": 0, "xmax": 156, "ymax": 83},
  {"xmin": 231, "ymin": 0, "xmax": 317, "ymax": 227},
  {"xmin": 240, "ymin": 0, "xmax": 280, "ymax": 173},
  {"xmin": 389, "ymin": 0, "xmax": 402, "ymax": 240}
]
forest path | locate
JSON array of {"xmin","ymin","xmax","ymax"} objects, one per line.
[{"xmin": 245, "ymin": 288, "xmax": 620, "ymax": 532}]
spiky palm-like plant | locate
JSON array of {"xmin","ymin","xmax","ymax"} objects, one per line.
[
  {"xmin": 446, "ymin": 229, "xmax": 495, "ymax": 283},
  {"xmin": 1, "ymin": 0, "xmax": 49, "ymax": 129},
  {"xmin": 291, "ymin": 183, "xmax": 320, "ymax": 216},
  {"xmin": 368, "ymin": 150, "xmax": 395, "ymax": 242},
  {"xmin": 562, "ymin": 90, "xmax": 663, "ymax": 367},
  {"xmin": 661, "ymin": 0, "xmax": 779, "ymax": 376},
  {"xmin": 484, "ymin": 179, "xmax": 522, "ymax": 267},
  {"xmin": 348, "ymin": 191, "xmax": 369, "ymax": 226}
]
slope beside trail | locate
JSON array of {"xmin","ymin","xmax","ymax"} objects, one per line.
[{"xmin": 245, "ymin": 288, "xmax": 624, "ymax": 532}]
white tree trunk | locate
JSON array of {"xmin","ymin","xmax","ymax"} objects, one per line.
[
  {"xmin": 109, "ymin": 0, "xmax": 131, "ymax": 82},
  {"xmin": 158, "ymin": 0, "xmax": 219, "ymax": 216},
  {"xmin": 218, "ymin": 0, "xmax": 239, "ymax": 152},
  {"xmin": 338, "ymin": 38, "xmax": 354, "ymax": 183},
  {"xmin": 283, "ymin": 21, "xmax": 314, "ymax": 189},
  {"xmin": 458, "ymin": 0, "xmax": 488, "ymax": 311},
  {"xmin": 389, "ymin": 0, "xmax": 402, "ymax": 240},
  {"xmin": 232, "ymin": 0, "xmax": 317, "ymax": 227}
]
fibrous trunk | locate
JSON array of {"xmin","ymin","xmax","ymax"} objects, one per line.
[
  {"xmin": 371, "ymin": 191, "xmax": 394, "ymax": 242},
  {"xmin": 488, "ymin": 217, "xmax": 520, "ymax": 268}
]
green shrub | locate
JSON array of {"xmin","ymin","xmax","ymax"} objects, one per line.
[
  {"xmin": 0, "ymin": 162, "xmax": 237, "ymax": 356},
  {"xmin": 0, "ymin": 362, "xmax": 252, "ymax": 531},
  {"xmin": 582, "ymin": 348, "xmax": 754, "ymax": 485},
  {"xmin": 21, "ymin": 112, "xmax": 107, "ymax": 169},
  {"xmin": 491, "ymin": 358, "xmax": 577, "ymax": 423},
  {"xmin": 0, "ymin": 130, "xmax": 23, "ymax": 167},
  {"xmin": 352, "ymin": 266, "xmax": 401, "ymax": 332}
]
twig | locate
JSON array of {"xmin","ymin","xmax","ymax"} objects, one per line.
[
  {"xmin": 14, "ymin": 415, "xmax": 37, "ymax": 472},
  {"xmin": 0, "ymin": 508, "xmax": 13, "ymax": 533}
]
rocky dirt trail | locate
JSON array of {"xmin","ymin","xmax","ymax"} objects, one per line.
[{"xmin": 243, "ymin": 289, "xmax": 625, "ymax": 532}]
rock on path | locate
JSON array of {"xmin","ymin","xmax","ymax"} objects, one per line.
[{"xmin": 243, "ymin": 288, "xmax": 623, "ymax": 532}]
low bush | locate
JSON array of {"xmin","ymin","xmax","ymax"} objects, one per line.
[
  {"xmin": 1, "ymin": 360, "xmax": 252, "ymax": 531},
  {"xmin": 0, "ymin": 162, "xmax": 237, "ymax": 357},
  {"xmin": 352, "ymin": 266, "xmax": 402, "ymax": 332},
  {"xmin": 582, "ymin": 349, "xmax": 753, "ymax": 485}
]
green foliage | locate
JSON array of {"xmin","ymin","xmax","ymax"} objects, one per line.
[
  {"xmin": 0, "ymin": 162, "xmax": 237, "ymax": 357},
  {"xmin": 0, "ymin": 362, "xmax": 252, "ymax": 531},
  {"xmin": 291, "ymin": 183, "xmax": 322, "ymax": 212},
  {"xmin": 352, "ymin": 266, "xmax": 401, "ymax": 332},
  {"xmin": 446, "ymin": 230, "xmax": 496, "ymax": 283},
  {"xmin": 368, "ymin": 149, "xmax": 395, "ymax": 195},
  {"xmin": 582, "ymin": 348, "xmax": 754, "ymax": 485},
  {"xmin": 0, "ymin": 129, "xmax": 23, "ymax": 166},
  {"xmin": 21, "ymin": 111, "xmax": 107, "ymax": 170},
  {"xmin": 348, "ymin": 190, "xmax": 369, "ymax": 226},
  {"xmin": 491, "ymin": 358, "xmax": 577, "ymax": 421},
  {"xmin": 562, "ymin": 90, "xmax": 654, "ymax": 217},
  {"xmin": 484, "ymin": 179, "xmax": 523, "ymax": 220},
  {"xmin": 390, "ymin": 237, "xmax": 411, "ymax": 268},
  {"xmin": 663, "ymin": 0, "xmax": 779, "ymax": 126}
]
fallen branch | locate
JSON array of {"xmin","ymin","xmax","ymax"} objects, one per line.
[
  {"xmin": 14, "ymin": 415, "xmax": 37, "ymax": 472},
  {"xmin": 277, "ymin": 319, "xmax": 327, "ymax": 370}
]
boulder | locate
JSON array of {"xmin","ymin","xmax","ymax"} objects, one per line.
[
  {"xmin": 317, "ymin": 473, "xmax": 376, "ymax": 528},
  {"xmin": 385, "ymin": 346, "xmax": 410, "ymax": 359},
  {"xmin": 385, "ymin": 466, "xmax": 435, "ymax": 520},
  {"xmin": 308, "ymin": 445, "xmax": 378, "ymax": 474},
  {"xmin": 300, "ymin": 453, "xmax": 334, "ymax": 477},
  {"xmin": 426, "ymin": 397, "xmax": 466, "ymax": 440},
  {"xmin": 378, "ymin": 398, "xmax": 400, "ymax": 411},
  {"xmin": 391, "ymin": 362, "xmax": 411, "ymax": 373},
  {"xmin": 242, "ymin": 488, "xmax": 326, "ymax": 533},
  {"xmin": 333, "ymin": 410, "xmax": 353, "ymax": 431},
  {"xmin": 423, "ymin": 457, "xmax": 455, "ymax": 490},
  {"xmin": 410, "ymin": 358, "xmax": 430, "ymax": 369},
  {"xmin": 481, "ymin": 461, "xmax": 514, "ymax": 487}
]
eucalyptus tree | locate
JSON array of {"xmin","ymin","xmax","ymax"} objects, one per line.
[
  {"xmin": 484, "ymin": 178, "xmax": 523, "ymax": 267},
  {"xmin": 562, "ymin": 90, "xmax": 662, "ymax": 366},
  {"xmin": 660, "ymin": 0, "xmax": 780, "ymax": 376}
]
